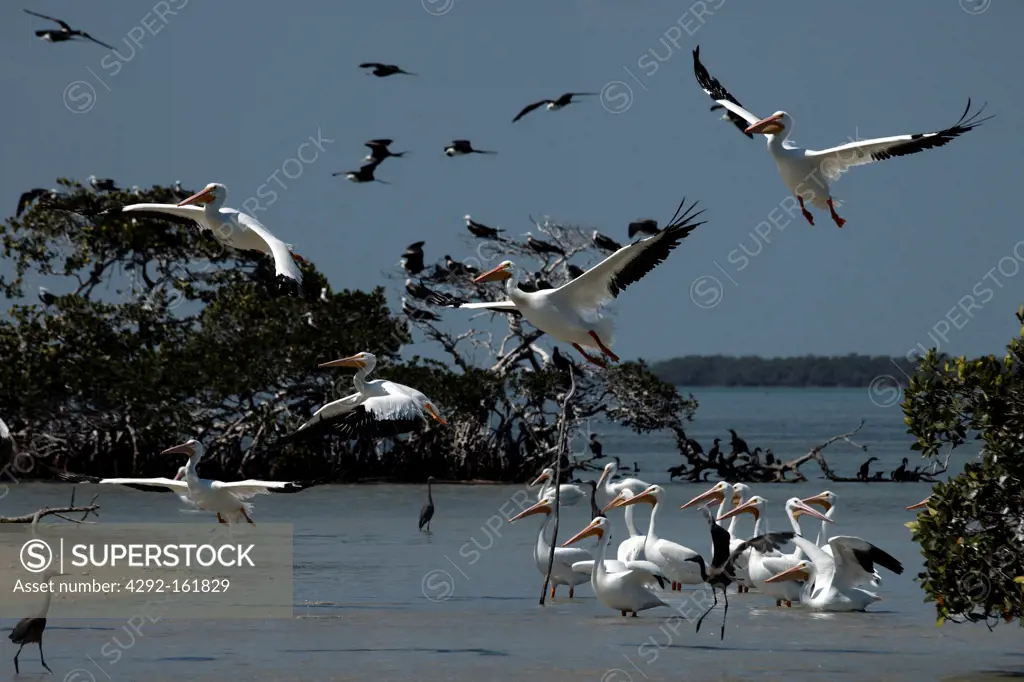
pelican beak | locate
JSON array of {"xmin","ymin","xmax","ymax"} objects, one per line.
[
  {"xmin": 906, "ymin": 496, "xmax": 932, "ymax": 511},
  {"xmin": 563, "ymin": 520, "xmax": 603, "ymax": 547},
  {"xmin": 529, "ymin": 470, "xmax": 551, "ymax": 487},
  {"xmin": 161, "ymin": 442, "xmax": 193, "ymax": 456},
  {"xmin": 718, "ymin": 498, "xmax": 759, "ymax": 521},
  {"xmin": 801, "ymin": 492, "xmax": 833, "ymax": 512},
  {"xmin": 792, "ymin": 500, "xmax": 833, "ymax": 523},
  {"xmin": 424, "ymin": 402, "xmax": 448, "ymax": 425},
  {"xmin": 681, "ymin": 484, "xmax": 726, "ymax": 510},
  {"xmin": 744, "ymin": 112, "xmax": 784, "ymax": 135},
  {"xmin": 319, "ymin": 355, "xmax": 365, "ymax": 368},
  {"xmin": 596, "ymin": 466, "xmax": 611, "ymax": 490},
  {"xmin": 764, "ymin": 564, "xmax": 809, "ymax": 584},
  {"xmin": 176, "ymin": 186, "xmax": 215, "ymax": 207},
  {"xmin": 615, "ymin": 488, "xmax": 656, "ymax": 508},
  {"xmin": 510, "ymin": 499, "xmax": 552, "ymax": 522},
  {"xmin": 602, "ymin": 491, "xmax": 626, "ymax": 513},
  {"xmin": 473, "ymin": 263, "xmax": 512, "ymax": 283}
]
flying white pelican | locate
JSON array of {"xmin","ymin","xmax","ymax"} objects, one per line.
[
  {"xmin": 718, "ymin": 495, "xmax": 832, "ymax": 607},
  {"xmin": 596, "ymin": 460, "xmax": 650, "ymax": 499},
  {"xmin": 563, "ymin": 516, "xmax": 668, "ymax": 616},
  {"xmin": 61, "ymin": 440, "xmax": 317, "ymax": 524},
  {"xmin": 436, "ymin": 198, "xmax": 705, "ymax": 367},
  {"xmin": 764, "ymin": 534, "xmax": 904, "ymax": 612},
  {"xmin": 680, "ymin": 481, "xmax": 756, "ymax": 592},
  {"xmin": 509, "ymin": 497, "xmax": 592, "ymax": 599},
  {"xmin": 802, "ymin": 491, "xmax": 882, "ymax": 587},
  {"xmin": 606, "ymin": 484, "xmax": 703, "ymax": 589},
  {"xmin": 529, "ymin": 467, "xmax": 586, "ymax": 506},
  {"xmin": 692, "ymin": 46, "xmax": 990, "ymax": 228},
  {"xmin": 283, "ymin": 352, "xmax": 447, "ymax": 442},
  {"xmin": 603, "ymin": 489, "xmax": 647, "ymax": 562},
  {"xmin": 113, "ymin": 182, "xmax": 304, "ymax": 285}
]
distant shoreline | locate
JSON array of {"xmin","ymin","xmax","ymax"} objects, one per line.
[{"xmin": 649, "ymin": 354, "xmax": 917, "ymax": 388}]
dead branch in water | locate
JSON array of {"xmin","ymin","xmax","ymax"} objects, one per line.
[{"xmin": 0, "ymin": 488, "xmax": 99, "ymax": 524}]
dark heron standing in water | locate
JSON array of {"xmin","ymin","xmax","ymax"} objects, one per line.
[
  {"xmin": 419, "ymin": 476, "xmax": 436, "ymax": 532},
  {"xmin": 685, "ymin": 506, "xmax": 794, "ymax": 640},
  {"xmin": 9, "ymin": 568, "xmax": 62, "ymax": 674}
]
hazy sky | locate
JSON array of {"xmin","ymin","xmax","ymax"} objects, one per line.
[{"xmin": 2, "ymin": 0, "xmax": 1021, "ymax": 364}]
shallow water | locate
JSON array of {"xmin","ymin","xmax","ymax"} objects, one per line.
[{"xmin": 0, "ymin": 389, "xmax": 1016, "ymax": 681}]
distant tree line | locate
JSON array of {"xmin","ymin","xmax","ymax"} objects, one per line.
[{"xmin": 650, "ymin": 353, "xmax": 920, "ymax": 387}]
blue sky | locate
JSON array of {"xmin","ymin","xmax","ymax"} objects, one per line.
[{"xmin": 2, "ymin": 0, "xmax": 1021, "ymax": 363}]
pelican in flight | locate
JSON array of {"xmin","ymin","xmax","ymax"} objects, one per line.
[
  {"xmin": 510, "ymin": 498, "xmax": 592, "ymax": 599},
  {"xmin": 596, "ymin": 460, "xmax": 650, "ymax": 498},
  {"xmin": 764, "ymin": 534, "xmax": 904, "ymax": 612},
  {"xmin": 529, "ymin": 467, "xmax": 587, "ymax": 506},
  {"xmin": 283, "ymin": 352, "xmax": 447, "ymax": 442},
  {"xmin": 692, "ymin": 46, "xmax": 990, "ymax": 228},
  {"xmin": 437, "ymin": 197, "xmax": 705, "ymax": 367},
  {"xmin": 563, "ymin": 516, "xmax": 668, "ymax": 616},
  {"xmin": 112, "ymin": 182, "xmax": 304, "ymax": 285},
  {"xmin": 60, "ymin": 440, "xmax": 317, "ymax": 524}
]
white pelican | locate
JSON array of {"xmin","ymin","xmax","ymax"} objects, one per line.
[
  {"xmin": 764, "ymin": 534, "xmax": 904, "ymax": 612},
  {"xmin": 563, "ymin": 517, "xmax": 668, "ymax": 617},
  {"xmin": 62, "ymin": 440, "xmax": 317, "ymax": 523},
  {"xmin": 680, "ymin": 481, "xmax": 756, "ymax": 592},
  {"xmin": 802, "ymin": 491, "xmax": 881, "ymax": 587},
  {"xmin": 509, "ymin": 497, "xmax": 592, "ymax": 598},
  {"xmin": 604, "ymin": 489, "xmax": 647, "ymax": 562},
  {"xmin": 606, "ymin": 484, "xmax": 703, "ymax": 589},
  {"xmin": 114, "ymin": 182, "xmax": 304, "ymax": 285},
  {"xmin": 283, "ymin": 352, "xmax": 447, "ymax": 442},
  {"xmin": 529, "ymin": 467, "xmax": 586, "ymax": 506},
  {"xmin": 718, "ymin": 495, "xmax": 832, "ymax": 607},
  {"xmin": 437, "ymin": 198, "xmax": 705, "ymax": 367},
  {"xmin": 692, "ymin": 46, "xmax": 990, "ymax": 228},
  {"xmin": 596, "ymin": 460, "xmax": 650, "ymax": 499}
]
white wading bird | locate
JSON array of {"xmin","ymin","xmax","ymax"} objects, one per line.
[
  {"xmin": 764, "ymin": 534, "xmax": 904, "ymax": 612},
  {"xmin": 283, "ymin": 351, "xmax": 447, "ymax": 442},
  {"xmin": 596, "ymin": 460, "xmax": 650, "ymax": 499},
  {"xmin": 434, "ymin": 197, "xmax": 706, "ymax": 368},
  {"xmin": 510, "ymin": 498, "xmax": 592, "ymax": 599},
  {"xmin": 111, "ymin": 182, "xmax": 305, "ymax": 285},
  {"xmin": 680, "ymin": 481, "xmax": 756, "ymax": 592},
  {"xmin": 692, "ymin": 46, "xmax": 991, "ymax": 228},
  {"xmin": 718, "ymin": 495, "xmax": 833, "ymax": 607},
  {"xmin": 802, "ymin": 490, "xmax": 882, "ymax": 587},
  {"xmin": 606, "ymin": 484, "xmax": 704, "ymax": 589},
  {"xmin": 603, "ymin": 489, "xmax": 647, "ymax": 562},
  {"xmin": 563, "ymin": 516, "xmax": 668, "ymax": 616},
  {"xmin": 60, "ymin": 440, "xmax": 317, "ymax": 524},
  {"xmin": 529, "ymin": 467, "xmax": 587, "ymax": 506}
]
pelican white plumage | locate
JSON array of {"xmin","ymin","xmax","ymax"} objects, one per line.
[
  {"xmin": 529, "ymin": 468, "xmax": 586, "ymax": 506},
  {"xmin": 0, "ymin": 416, "xmax": 13, "ymax": 468},
  {"xmin": 596, "ymin": 460, "xmax": 650, "ymax": 499},
  {"xmin": 509, "ymin": 497, "xmax": 592, "ymax": 599},
  {"xmin": 112, "ymin": 182, "xmax": 304, "ymax": 285},
  {"xmin": 607, "ymin": 484, "xmax": 703, "ymax": 589},
  {"xmin": 283, "ymin": 352, "xmax": 447, "ymax": 442},
  {"xmin": 718, "ymin": 495, "xmax": 833, "ymax": 607},
  {"xmin": 764, "ymin": 534, "xmax": 904, "ymax": 612},
  {"xmin": 435, "ymin": 198, "xmax": 705, "ymax": 367},
  {"xmin": 802, "ymin": 490, "xmax": 882, "ymax": 587},
  {"xmin": 603, "ymin": 489, "xmax": 647, "ymax": 562},
  {"xmin": 563, "ymin": 516, "xmax": 668, "ymax": 616},
  {"xmin": 61, "ymin": 440, "xmax": 317, "ymax": 524},
  {"xmin": 680, "ymin": 481, "xmax": 756, "ymax": 591},
  {"xmin": 692, "ymin": 46, "xmax": 991, "ymax": 229}
]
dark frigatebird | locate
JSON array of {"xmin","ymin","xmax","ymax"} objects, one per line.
[
  {"xmin": 364, "ymin": 139, "xmax": 407, "ymax": 163},
  {"xmin": 512, "ymin": 92, "xmax": 598, "ymax": 123},
  {"xmin": 401, "ymin": 241, "xmax": 426, "ymax": 275},
  {"xmin": 359, "ymin": 62, "xmax": 415, "ymax": 77},
  {"xmin": 23, "ymin": 9, "xmax": 115, "ymax": 49},
  {"xmin": 464, "ymin": 215, "xmax": 504, "ymax": 240},
  {"xmin": 444, "ymin": 140, "xmax": 496, "ymax": 157}
]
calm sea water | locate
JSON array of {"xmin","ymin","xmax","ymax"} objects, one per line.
[{"xmin": 1, "ymin": 388, "xmax": 1016, "ymax": 682}]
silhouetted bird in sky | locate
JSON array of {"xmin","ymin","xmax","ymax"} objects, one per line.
[
  {"xmin": 511, "ymin": 92, "xmax": 598, "ymax": 122},
  {"xmin": 24, "ymin": 9, "xmax": 115, "ymax": 49},
  {"xmin": 444, "ymin": 140, "xmax": 496, "ymax": 157},
  {"xmin": 364, "ymin": 139, "xmax": 407, "ymax": 163},
  {"xmin": 360, "ymin": 62, "xmax": 415, "ymax": 77}
]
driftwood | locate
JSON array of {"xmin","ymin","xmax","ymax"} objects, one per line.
[
  {"xmin": 0, "ymin": 488, "xmax": 100, "ymax": 524},
  {"xmin": 540, "ymin": 365, "xmax": 575, "ymax": 606}
]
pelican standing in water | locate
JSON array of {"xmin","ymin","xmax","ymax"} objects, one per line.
[
  {"xmin": 436, "ymin": 198, "xmax": 706, "ymax": 367},
  {"xmin": 111, "ymin": 182, "xmax": 304, "ymax": 286},
  {"xmin": 596, "ymin": 460, "xmax": 650, "ymax": 499},
  {"xmin": 529, "ymin": 467, "xmax": 587, "ymax": 506},
  {"xmin": 510, "ymin": 498, "xmax": 592, "ymax": 599},
  {"xmin": 802, "ymin": 491, "xmax": 882, "ymax": 587}
]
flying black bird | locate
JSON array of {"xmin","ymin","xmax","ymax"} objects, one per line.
[
  {"xmin": 511, "ymin": 92, "xmax": 599, "ymax": 123},
  {"xmin": 360, "ymin": 62, "xmax": 415, "ymax": 77},
  {"xmin": 729, "ymin": 428, "xmax": 750, "ymax": 455},
  {"xmin": 405, "ymin": 278, "xmax": 436, "ymax": 301},
  {"xmin": 444, "ymin": 255, "xmax": 478, "ymax": 277},
  {"xmin": 16, "ymin": 188, "xmax": 56, "ymax": 216},
  {"xmin": 419, "ymin": 476, "xmax": 436, "ymax": 532},
  {"xmin": 38, "ymin": 287, "xmax": 57, "ymax": 306},
  {"xmin": 464, "ymin": 215, "xmax": 504, "ymax": 240},
  {"xmin": 627, "ymin": 219, "xmax": 659, "ymax": 240},
  {"xmin": 364, "ymin": 139, "xmax": 407, "ymax": 163},
  {"xmin": 334, "ymin": 161, "xmax": 389, "ymax": 184},
  {"xmin": 88, "ymin": 174, "xmax": 119, "ymax": 192},
  {"xmin": 566, "ymin": 263, "xmax": 585, "ymax": 280},
  {"xmin": 23, "ymin": 9, "xmax": 115, "ymax": 49},
  {"xmin": 591, "ymin": 229, "xmax": 622, "ymax": 253},
  {"xmin": 526, "ymin": 233, "xmax": 564, "ymax": 256},
  {"xmin": 444, "ymin": 140, "xmax": 496, "ymax": 157},
  {"xmin": 402, "ymin": 297, "xmax": 440, "ymax": 322},
  {"xmin": 710, "ymin": 104, "xmax": 755, "ymax": 139},
  {"xmin": 686, "ymin": 506, "xmax": 795, "ymax": 640},
  {"xmin": 171, "ymin": 180, "xmax": 192, "ymax": 202},
  {"xmin": 401, "ymin": 242, "xmax": 426, "ymax": 275}
]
